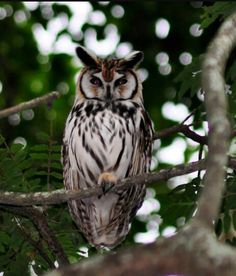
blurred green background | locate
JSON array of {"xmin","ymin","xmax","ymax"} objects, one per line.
[
  {"xmin": 1, "ymin": 1, "xmax": 236, "ymax": 274},
  {"xmin": 0, "ymin": 1, "xmax": 210, "ymax": 146}
]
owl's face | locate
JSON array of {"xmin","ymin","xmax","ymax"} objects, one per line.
[{"xmin": 75, "ymin": 46, "xmax": 144, "ymax": 103}]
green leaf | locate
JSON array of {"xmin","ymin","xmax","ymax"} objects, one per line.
[
  {"xmin": 30, "ymin": 153, "xmax": 49, "ymax": 160},
  {"xmin": 28, "ymin": 178, "xmax": 41, "ymax": 187},
  {"xmin": 18, "ymin": 159, "xmax": 32, "ymax": 170},
  {"xmin": 6, "ymin": 253, "xmax": 30, "ymax": 276},
  {"xmin": 0, "ymin": 232, "xmax": 10, "ymax": 244},
  {"xmin": 224, "ymin": 212, "xmax": 231, "ymax": 233},
  {"xmin": 50, "ymin": 171, "xmax": 63, "ymax": 180},
  {"xmin": 225, "ymin": 195, "xmax": 236, "ymax": 210},
  {"xmin": 30, "ymin": 144, "xmax": 49, "ymax": 152},
  {"xmin": 174, "ymin": 56, "xmax": 203, "ymax": 99},
  {"xmin": 10, "ymin": 143, "xmax": 24, "ymax": 153},
  {"xmin": 35, "ymin": 171, "xmax": 49, "ymax": 176},
  {"xmin": 0, "ymin": 134, "xmax": 5, "ymax": 145},
  {"xmin": 232, "ymin": 211, "xmax": 236, "ymax": 230},
  {"xmin": 52, "ymin": 145, "xmax": 62, "ymax": 152},
  {"xmin": 49, "ymin": 162, "xmax": 62, "ymax": 170},
  {"xmin": 0, "ymin": 244, "xmax": 5, "ymax": 252},
  {"xmin": 36, "ymin": 132, "xmax": 50, "ymax": 142},
  {"xmin": 24, "ymin": 168, "xmax": 38, "ymax": 178},
  {"xmin": 51, "ymin": 153, "xmax": 61, "ymax": 160},
  {"xmin": 201, "ymin": 2, "xmax": 236, "ymax": 29}
]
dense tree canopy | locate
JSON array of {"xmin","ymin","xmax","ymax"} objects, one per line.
[{"xmin": 0, "ymin": 2, "xmax": 236, "ymax": 275}]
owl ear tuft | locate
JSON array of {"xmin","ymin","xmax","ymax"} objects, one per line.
[
  {"xmin": 120, "ymin": 51, "xmax": 144, "ymax": 69},
  {"xmin": 76, "ymin": 46, "xmax": 98, "ymax": 68}
]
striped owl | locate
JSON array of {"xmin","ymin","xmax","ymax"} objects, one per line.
[{"xmin": 62, "ymin": 46, "xmax": 154, "ymax": 249}]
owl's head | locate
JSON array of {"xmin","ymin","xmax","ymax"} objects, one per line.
[{"xmin": 75, "ymin": 46, "xmax": 144, "ymax": 103}]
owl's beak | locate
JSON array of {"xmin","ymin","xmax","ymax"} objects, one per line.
[{"xmin": 105, "ymin": 85, "xmax": 112, "ymax": 102}]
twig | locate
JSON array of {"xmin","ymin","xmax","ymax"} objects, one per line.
[
  {"xmin": 181, "ymin": 125, "xmax": 208, "ymax": 144},
  {"xmin": 25, "ymin": 207, "xmax": 69, "ymax": 266},
  {"xmin": 154, "ymin": 124, "xmax": 208, "ymax": 144},
  {"xmin": 181, "ymin": 105, "xmax": 203, "ymax": 125},
  {"xmin": 2, "ymin": 206, "xmax": 69, "ymax": 266},
  {"xmin": 153, "ymin": 124, "xmax": 236, "ymax": 145},
  {"xmin": 0, "ymin": 91, "xmax": 60, "ymax": 119},
  {"xmin": 194, "ymin": 13, "xmax": 235, "ymax": 227}
]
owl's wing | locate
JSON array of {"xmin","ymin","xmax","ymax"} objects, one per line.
[
  {"xmin": 61, "ymin": 139, "xmax": 70, "ymax": 189},
  {"xmin": 112, "ymin": 109, "xmax": 154, "ymax": 230},
  {"xmin": 62, "ymin": 137, "xmax": 79, "ymax": 190},
  {"xmin": 62, "ymin": 138, "xmax": 92, "ymax": 235},
  {"xmin": 130, "ymin": 109, "xmax": 154, "ymax": 175},
  {"xmin": 127, "ymin": 109, "xmax": 154, "ymax": 221}
]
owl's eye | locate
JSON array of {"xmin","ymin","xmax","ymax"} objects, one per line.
[
  {"xmin": 90, "ymin": 77, "xmax": 102, "ymax": 86},
  {"xmin": 115, "ymin": 78, "xmax": 127, "ymax": 86}
]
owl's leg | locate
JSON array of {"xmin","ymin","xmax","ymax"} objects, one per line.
[{"xmin": 98, "ymin": 172, "xmax": 117, "ymax": 198}]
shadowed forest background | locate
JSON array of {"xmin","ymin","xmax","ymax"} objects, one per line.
[{"xmin": 0, "ymin": 2, "xmax": 236, "ymax": 275}]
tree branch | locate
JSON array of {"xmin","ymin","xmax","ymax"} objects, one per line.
[
  {"xmin": 153, "ymin": 117, "xmax": 236, "ymax": 145},
  {"xmin": 14, "ymin": 216, "xmax": 56, "ymax": 269},
  {"xmin": 0, "ymin": 159, "xmax": 206, "ymax": 206},
  {"xmin": 0, "ymin": 91, "xmax": 60, "ymax": 119},
  {"xmin": 154, "ymin": 123, "xmax": 208, "ymax": 144},
  {"xmin": 45, "ymin": 223, "xmax": 236, "ymax": 276},
  {"xmin": 1, "ymin": 158, "xmax": 236, "ymax": 207},
  {"xmin": 194, "ymin": 12, "xmax": 236, "ymax": 227}
]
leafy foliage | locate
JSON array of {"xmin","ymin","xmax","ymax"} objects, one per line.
[
  {"xmin": 174, "ymin": 56, "xmax": 203, "ymax": 100},
  {"xmin": 201, "ymin": 2, "xmax": 236, "ymax": 29},
  {"xmin": 158, "ymin": 178, "xmax": 200, "ymax": 231},
  {"xmin": 0, "ymin": 130, "xmax": 91, "ymax": 272}
]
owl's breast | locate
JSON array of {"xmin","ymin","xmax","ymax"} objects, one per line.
[
  {"xmin": 91, "ymin": 104, "xmax": 138, "ymax": 175},
  {"xmin": 65, "ymin": 101, "xmax": 142, "ymax": 186}
]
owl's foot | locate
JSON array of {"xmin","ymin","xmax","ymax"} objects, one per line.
[{"xmin": 98, "ymin": 172, "xmax": 117, "ymax": 198}]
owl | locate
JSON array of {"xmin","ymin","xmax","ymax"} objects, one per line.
[{"xmin": 62, "ymin": 46, "xmax": 154, "ymax": 249}]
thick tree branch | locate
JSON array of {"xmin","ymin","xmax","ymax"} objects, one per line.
[
  {"xmin": 0, "ymin": 91, "xmax": 60, "ymax": 119},
  {"xmin": 194, "ymin": 13, "xmax": 236, "ymax": 227},
  {"xmin": 45, "ymin": 223, "xmax": 236, "ymax": 276},
  {"xmin": 0, "ymin": 159, "xmax": 206, "ymax": 206},
  {"xmin": 1, "ymin": 206, "xmax": 69, "ymax": 266}
]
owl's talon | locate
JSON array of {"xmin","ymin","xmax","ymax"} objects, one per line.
[
  {"xmin": 98, "ymin": 182, "xmax": 115, "ymax": 199},
  {"xmin": 103, "ymin": 181, "xmax": 115, "ymax": 194},
  {"xmin": 98, "ymin": 172, "xmax": 117, "ymax": 198}
]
